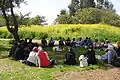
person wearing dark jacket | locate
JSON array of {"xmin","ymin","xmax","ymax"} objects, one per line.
[
  {"xmin": 41, "ymin": 37, "xmax": 47, "ymax": 48},
  {"xmin": 59, "ymin": 37, "xmax": 64, "ymax": 46},
  {"xmin": 8, "ymin": 41, "xmax": 19, "ymax": 57},
  {"xmin": 14, "ymin": 42, "xmax": 25, "ymax": 60},
  {"xmin": 84, "ymin": 46, "xmax": 97, "ymax": 65},
  {"xmin": 64, "ymin": 48, "xmax": 76, "ymax": 65}
]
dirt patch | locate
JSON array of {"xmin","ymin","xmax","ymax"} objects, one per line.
[{"xmin": 53, "ymin": 68, "xmax": 120, "ymax": 80}]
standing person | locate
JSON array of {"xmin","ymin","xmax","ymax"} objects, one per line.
[
  {"xmin": 20, "ymin": 47, "xmax": 40, "ymax": 67},
  {"xmin": 41, "ymin": 37, "xmax": 47, "ymax": 48},
  {"xmin": 64, "ymin": 48, "xmax": 76, "ymax": 65},
  {"xmin": 48, "ymin": 37, "xmax": 55, "ymax": 47},
  {"xmin": 84, "ymin": 46, "xmax": 97, "ymax": 65},
  {"xmin": 37, "ymin": 47, "xmax": 55, "ymax": 67}
]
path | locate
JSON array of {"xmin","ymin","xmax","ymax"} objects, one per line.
[{"xmin": 53, "ymin": 68, "xmax": 120, "ymax": 80}]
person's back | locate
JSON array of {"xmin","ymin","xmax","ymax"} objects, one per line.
[
  {"xmin": 27, "ymin": 51, "xmax": 39, "ymax": 66},
  {"xmin": 64, "ymin": 48, "xmax": 76, "ymax": 65},
  {"xmin": 14, "ymin": 44, "xmax": 25, "ymax": 60},
  {"xmin": 65, "ymin": 37, "xmax": 71, "ymax": 46},
  {"xmin": 41, "ymin": 38, "xmax": 47, "ymax": 47},
  {"xmin": 38, "ymin": 47, "xmax": 51, "ymax": 67},
  {"xmin": 84, "ymin": 47, "xmax": 97, "ymax": 65},
  {"xmin": 49, "ymin": 37, "xmax": 54, "ymax": 47}
]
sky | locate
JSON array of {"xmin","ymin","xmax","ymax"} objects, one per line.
[{"xmin": 15, "ymin": 0, "xmax": 120, "ymax": 25}]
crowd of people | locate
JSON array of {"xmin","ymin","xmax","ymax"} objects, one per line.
[{"xmin": 8, "ymin": 37, "xmax": 120, "ymax": 67}]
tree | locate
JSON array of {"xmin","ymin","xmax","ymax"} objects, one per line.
[
  {"xmin": 57, "ymin": 14, "xmax": 73, "ymax": 24},
  {"xmin": 96, "ymin": 0, "xmax": 114, "ymax": 11},
  {"xmin": 80, "ymin": 0, "xmax": 95, "ymax": 8},
  {"xmin": 68, "ymin": 0, "xmax": 80, "ymax": 16},
  {"xmin": 0, "ymin": 15, "xmax": 6, "ymax": 26},
  {"xmin": 0, "ymin": 0, "xmax": 25, "ymax": 41},
  {"xmin": 60, "ymin": 9, "xmax": 67, "ymax": 15},
  {"xmin": 30, "ymin": 15, "xmax": 46, "ymax": 25},
  {"xmin": 73, "ymin": 8, "xmax": 104, "ymax": 24}
]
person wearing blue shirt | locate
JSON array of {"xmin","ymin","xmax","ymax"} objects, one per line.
[{"xmin": 101, "ymin": 46, "xmax": 118, "ymax": 64}]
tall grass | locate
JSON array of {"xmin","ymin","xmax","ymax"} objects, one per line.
[{"xmin": 0, "ymin": 24, "xmax": 120, "ymax": 41}]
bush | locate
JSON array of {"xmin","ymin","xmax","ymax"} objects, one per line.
[{"xmin": 1, "ymin": 24, "xmax": 120, "ymax": 42}]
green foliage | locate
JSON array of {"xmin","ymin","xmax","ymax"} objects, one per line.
[
  {"xmin": 57, "ymin": 14, "xmax": 73, "ymax": 24},
  {"xmin": 74, "ymin": 8, "xmax": 104, "ymax": 24},
  {"xmin": 1, "ymin": 24, "xmax": 120, "ymax": 42}
]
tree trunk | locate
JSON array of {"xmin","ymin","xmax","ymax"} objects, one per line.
[
  {"xmin": 1, "ymin": 0, "xmax": 20, "ymax": 41},
  {"xmin": 9, "ymin": 0, "xmax": 20, "ymax": 41}
]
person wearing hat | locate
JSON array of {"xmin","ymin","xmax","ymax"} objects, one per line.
[
  {"xmin": 101, "ymin": 45, "xmax": 118, "ymax": 64},
  {"xmin": 20, "ymin": 47, "xmax": 40, "ymax": 67}
]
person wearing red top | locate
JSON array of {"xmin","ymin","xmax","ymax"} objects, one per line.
[{"xmin": 37, "ymin": 47, "xmax": 51, "ymax": 67}]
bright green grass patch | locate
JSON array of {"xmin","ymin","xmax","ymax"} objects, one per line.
[
  {"xmin": 0, "ymin": 40, "xmax": 105, "ymax": 80},
  {"xmin": 0, "ymin": 24, "xmax": 120, "ymax": 41}
]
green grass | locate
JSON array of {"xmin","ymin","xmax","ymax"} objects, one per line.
[
  {"xmin": 0, "ymin": 40, "xmax": 105, "ymax": 80},
  {"xmin": 0, "ymin": 24, "xmax": 120, "ymax": 41}
]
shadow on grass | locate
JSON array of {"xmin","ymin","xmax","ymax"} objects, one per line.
[{"xmin": 0, "ymin": 45, "xmax": 10, "ymax": 59}]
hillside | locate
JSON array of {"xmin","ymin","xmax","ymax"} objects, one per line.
[{"xmin": 0, "ymin": 24, "xmax": 120, "ymax": 41}]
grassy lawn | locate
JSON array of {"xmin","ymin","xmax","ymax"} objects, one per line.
[{"xmin": 0, "ymin": 40, "xmax": 105, "ymax": 80}]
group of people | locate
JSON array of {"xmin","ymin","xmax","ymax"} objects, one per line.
[
  {"xmin": 8, "ymin": 37, "xmax": 120, "ymax": 67},
  {"xmin": 41, "ymin": 37, "xmax": 113, "ymax": 49}
]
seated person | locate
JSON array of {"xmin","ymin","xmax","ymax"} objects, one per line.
[
  {"xmin": 71, "ymin": 38, "xmax": 76, "ymax": 47},
  {"xmin": 84, "ymin": 46, "xmax": 97, "ymax": 65},
  {"xmin": 101, "ymin": 46, "xmax": 118, "ymax": 65},
  {"xmin": 93, "ymin": 39, "xmax": 102, "ymax": 49},
  {"xmin": 83, "ymin": 37, "xmax": 89, "ymax": 46},
  {"xmin": 48, "ymin": 37, "xmax": 55, "ymax": 47},
  {"xmin": 37, "ymin": 47, "xmax": 55, "ymax": 67},
  {"xmin": 87, "ymin": 38, "xmax": 93, "ymax": 47},
  {"xmin": 20, "ymin": 47, "xmax": 40, "ymax": 67},
  {"xmin": 28, "ymin": 39, "xmax": 34, "ymax": 51},
  {"xmin": 116, "ymin": 41, "xmax": 120, "ymax": 56},
  {"xmin": 14, "ymin": 42, "xmax": 25, "ymax": 60},
  {"xmin": 8, "ymin": 41, "xmax": 19, "ymax": 57},
  {"xmin": 59, "ymin": 37, "xmax": 64, "ymax": 46},
  {"xmin": 41, "ymin": 37, "xmax": 47, "ymax": 48},
  {"xmin": 102, "ymin": 38, "xmax": 112, "ymax": 48},
  {"xmin": 77, "ymin": 37, "xmax": 84, "ymax": 47},
  {"xmin": 65, "ymin": 37, "xmax": 71, "ymax": 46},
  {"xmin": 64, "ymin": 48, "xmax": 76, "ymax": 65}
]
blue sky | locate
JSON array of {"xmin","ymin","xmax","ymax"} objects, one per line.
[{"xmin": 15, "ymin": 0, "xmax": 120, "ymax": 25}]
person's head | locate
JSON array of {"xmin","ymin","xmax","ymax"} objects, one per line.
[
  {"xmin": 68, "ymin": 47, "xmax": 73, "ymax": 52},
  {"xmin": 79, "ymin": 37, "xmax": 82, "ymax": 40},
  {"xmin": 73, "ymin": 38, "xmax": 75, "ymax": 41},
  {"xmin": 86, "ymin": 37, "xmax": 88, "ymax": 40},
  {"xmin": 38, "ymin": 46, "xmax": 43, "ymax": 51},
  {"xmin": 33, "ymin": 47, "xmax": 38, "ymax": 52},
  {"xmin": 88, "ymin": 45, "xmax": 93, "ymax": 51},
  {"xmin": 116, "ymin": 41, "xmax": 120, "ymax": 48},
  {"xmin": 29, "ymin": 39, "xmax": 32, "ymax": 42},
  {"xmin": 25, "ymin": 38, "xmax": 27, "ymax": 42},
  {"xmin": 95, "ymin": 39, "xmax": 98, "ymax": 42},
  {"xmin": 43, "ymin": 37, "xmax": 45, "ymax": 40},
  {"xmin": 106, "ymin": 45, "xmax": 114, "ymax": 52},
  {"xmin": 50, "ymin": 37, "xmax": 53, "ymax": 40},
  {"xmin": 67, "ymin": 37, "xmax": 70, "ymax": 40}
]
